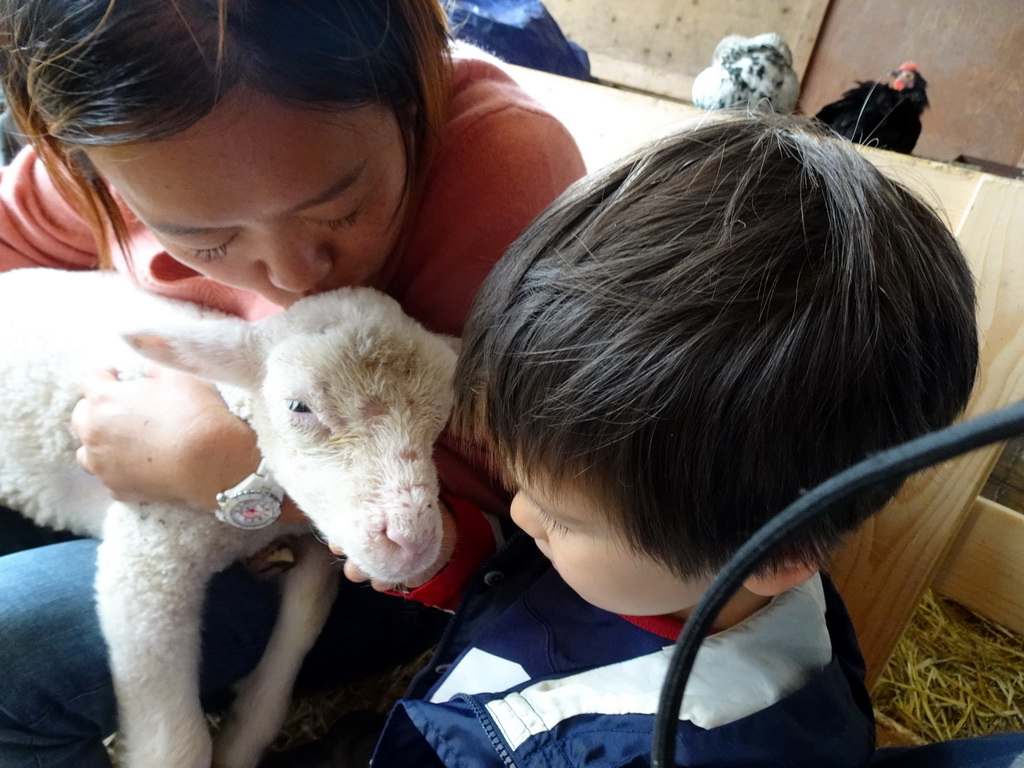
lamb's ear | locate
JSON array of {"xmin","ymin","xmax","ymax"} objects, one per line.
[{"xmin": 122, "ymin": 320, "xmax": 263, "ymax": 388}]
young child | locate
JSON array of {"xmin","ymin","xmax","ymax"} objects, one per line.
[{"xmin": 274, "ymin": 113, "xmax": 978, "ymax": 767}]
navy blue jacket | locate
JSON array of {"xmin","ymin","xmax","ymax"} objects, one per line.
[{"xmin": 372, "ymin": 533, "xmax": 876, "ymax": 767}]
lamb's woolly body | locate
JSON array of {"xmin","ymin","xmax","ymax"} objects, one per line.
[
  {"xmin": 0, "ymin": 268, "xmax": 456, "ymax": 768},
  {"xmin": 0, "ymin": 273, "xmax": 199, "ymax": 535}
]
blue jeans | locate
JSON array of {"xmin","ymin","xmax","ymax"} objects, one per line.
[{"xmin": 0, "ymin": 510, "xmax": 448, "ymax": 768}]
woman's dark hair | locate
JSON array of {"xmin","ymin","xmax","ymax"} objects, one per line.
[
  {"xmin": 0, "ymin": 0, "xmax": 452, "ymax": 263},
  {"xmin": 454, "ymin": 114, "xmax": 979, "ymax": 579}
]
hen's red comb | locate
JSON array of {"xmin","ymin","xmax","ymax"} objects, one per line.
[{"xmin": 898, "ymin": 61, "xmax": 919, "ymax": 71}]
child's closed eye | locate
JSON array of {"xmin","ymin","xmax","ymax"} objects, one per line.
[{"xmin": 537, "ymin": 507, "xmax": 571, "ymax": 536}]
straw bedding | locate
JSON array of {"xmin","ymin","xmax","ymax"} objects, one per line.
[{"xmin": 874, "ymin": 589, "xmax": 1024, "ymax": 743}]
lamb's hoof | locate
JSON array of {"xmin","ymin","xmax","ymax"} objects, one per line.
[{"xmin": 244, "ymin": 540, "xmax": 296, "ymax": 580}]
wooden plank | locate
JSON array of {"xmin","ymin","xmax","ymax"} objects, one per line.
[
  {"xmin": 544, "ymin": 0, "xmax": 831, "ymax": 101},
  {"xmin": 934, "ymin": 498, "xmax": 1024, "ymax": 636},
  {"xmin": 506, "ymin": 64, "xmax": 705, "ymax": 171},
  {"xmin": 860, "ymin": 148, "xmax": 983, "ymax": 234},
  {"xmin": 587, "ymin": 52, "xmax": 695, "ymax": 104},
  {"xmin": 830, "ymin": 176, "xmax": 1024, "ymax": 688},
  {"xmin": 787, "ymin": 0, "xmax": 830, "ymax": 78}
]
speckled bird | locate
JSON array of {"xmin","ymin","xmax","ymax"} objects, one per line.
[{"xmin": 691, "ymin": 32, "xmax": 800, "ymax": 113}]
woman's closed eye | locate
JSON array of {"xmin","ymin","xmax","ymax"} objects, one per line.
[
  {"xmin": 317, "ymin": 209, "xmax": 360, "ymax": 231},
  {"xmin": 191, "ymin": 243, "xmax": 230, "ymax": 262},
  {"xmin": 184, "ymin": 232, "xmax": 238, "ymax": 262},
  {"xmin": 180, "ymin": 205, "xmax": 359, "ymax": 260}
]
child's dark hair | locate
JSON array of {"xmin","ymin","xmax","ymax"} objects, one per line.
[{"xmin": 454, "ymin": 114, "xmax": 978, "ymax": 580}]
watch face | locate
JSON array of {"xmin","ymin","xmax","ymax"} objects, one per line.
[{"xmin": 225, "ymin": 491, "xmax": 281, "ymax": 529}]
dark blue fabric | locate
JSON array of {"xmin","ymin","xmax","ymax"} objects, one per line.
[
  {"xmin": 871, "ymin": 733, "xmax": 1024, "ymax": 768},
  {"xmin": 448, "ymin": 0, "xmax": 592, "ymax": 81},
  {"xmin": 405, "ymin": 531, "xmax": 546, "ymax": 700},
  {"xmin": 377, "ymin": 535, "xmax": 876, "ymax": 767},
  {"xmin": 372, "ymin": 707, "xmax": 447, "ymax": 768},
  {"xmin": 0, "ymin": 504, "xmax": 79, "ymax": 556},
  {"xmin": 461, "ymin": 565, "xmax": 669, "ymax": 677}
]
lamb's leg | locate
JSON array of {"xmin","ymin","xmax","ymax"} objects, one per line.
[
  {"xmin": 95, "ymin": 502, "xmax": 247, "ymax": 768},
  {"xmin": 214, "ymin": 536, "xmax": 339, "ymax": 768}
]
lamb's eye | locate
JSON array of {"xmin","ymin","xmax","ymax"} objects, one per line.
[{"xmin": 286, "ymin": 399, "xmax": 311, "ymax": 413}]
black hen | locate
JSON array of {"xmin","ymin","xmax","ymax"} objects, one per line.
[{"xmin": 815, "ymin": 62, "xmax": 929, "ymax": 154}]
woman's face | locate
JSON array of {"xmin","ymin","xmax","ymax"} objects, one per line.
[{"xmin": 85, "ymin": 91, "xmax": 410, "ymax": 307}]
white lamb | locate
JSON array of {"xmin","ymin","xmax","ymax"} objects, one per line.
[{"xmin": 0, "ymin": 267, "xmax": 458, "ymax": 768}]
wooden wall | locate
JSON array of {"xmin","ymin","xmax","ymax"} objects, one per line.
[
  {"xmin": 544, "ymin": 0, "xmax": 829, "ymax": 101},
  {"xmin": 543, "ymin": 0, "xmax": 1024, "ymax": 167}
]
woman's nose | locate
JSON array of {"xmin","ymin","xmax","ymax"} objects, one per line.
[{"xmin": 264, "ymin": 240, "xmax": 333, "ymax": 294}]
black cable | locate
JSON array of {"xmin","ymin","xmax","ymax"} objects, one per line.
[{"xmin": 651, "ymin": 398, "xmax": 1024, "ymax": 767}]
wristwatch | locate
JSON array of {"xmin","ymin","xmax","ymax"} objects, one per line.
[{"xmin": 215, "ymin": 459, "xmax": 285, "ymax": 530}]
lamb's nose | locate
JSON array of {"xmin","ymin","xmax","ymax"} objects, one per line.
[{"xmin": 386, "ymin": 527, "xmax": 428, "ymax": 557}]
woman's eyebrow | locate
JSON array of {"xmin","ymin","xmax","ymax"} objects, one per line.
[
  {"xmin": 285, "ymin": 159, "xmax": 368, "ymax": 214},
  {"xmin": 146, "ymin": 160, "xmax": 368, "ymax": 236}
]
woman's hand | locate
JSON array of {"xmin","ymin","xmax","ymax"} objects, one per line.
[{"xmin": 71, "ymin": 365, "xmax": 260, "ymax": 510}]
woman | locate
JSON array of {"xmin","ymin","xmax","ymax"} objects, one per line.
[{"xmin": 0, "ymin": 2, "xmax": 585, "ymax": 766}]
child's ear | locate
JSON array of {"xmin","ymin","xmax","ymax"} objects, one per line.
[{"xmin": 743, "ymin": 562, "xmax": 818, "ymax": 597}]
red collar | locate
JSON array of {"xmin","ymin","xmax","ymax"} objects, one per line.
[{"xmin": 619, "ymin": 613, "xmax": 685, "ymax": 641}]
